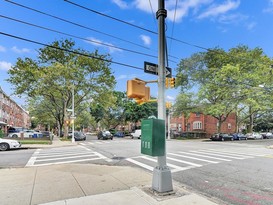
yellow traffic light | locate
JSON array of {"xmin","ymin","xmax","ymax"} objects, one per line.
[
  {"xmin": 166, "ymin": 102, "xmax": 172, "ymax": 108},
  {"xmin": 127, "ymin": 80, "xmax": 146, "ymax": 99},
  {"xmin": 135, "ymin": 98, "xmax": 145, "ymax": 105},
  {"xmin": 65, "ymin": 120, "xmax": 70, "ymax": 125},
  {"xmin": 165, "ymin": 78, "xmax": 170, "ymax": 88},
  {"xmin": 170, "ymin": 77, "xmax": 175, "ymax": 88}
]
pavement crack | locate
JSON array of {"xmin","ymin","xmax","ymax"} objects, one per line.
[
  {"xmin": 29, "ymin": 167, "xmax": 38, "ymax": 205},
  {"xmin": 71, "ymin": 172, "xmax": 87, "ymax": 196}
]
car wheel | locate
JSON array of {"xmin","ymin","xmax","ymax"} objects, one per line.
[
  {"xmin": 12, "ymin": 134, "xmax": 18, "ymax": 138},
  {"xmin": 131, "ymin": 136, "xmax": 133, "ymax": 139},
  {"xmin": 0, "ymin": 143, "xmax": 10, "ymax": 151}
]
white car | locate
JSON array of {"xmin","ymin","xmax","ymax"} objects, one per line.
[
  {"xmin": 8, "ymin": 130, "xmax": 43, "ymax": 138},
  {"xmin": 245, "ymin": 132, "xmax": 263, "ymax": 140},
  {"xmin": 0, "ymin": 138, "xmax": 21, "ymax": 151},
  {"xmin": 131, "ymin": 129, "xmax": 141, "ymax": 139}
]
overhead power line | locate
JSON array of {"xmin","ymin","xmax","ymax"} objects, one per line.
[
  {"xmin": 4, "ymin": 0, "xmax": 149, "ymax": 50},
  {"xmin": 63, "ymin": 0, "xmax": 210, "ymax": 51},
  {"xmin": 1, "ymin": 14, "xmax": 174, "ymax": 62},
  {"xmin": 0, "ymin": 31, "xmax": 143, "ymax": 71}
]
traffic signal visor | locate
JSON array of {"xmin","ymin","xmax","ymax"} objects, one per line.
[{"xmin": 170, "ymin": 77, "xmax": 175, "ymax": 88}]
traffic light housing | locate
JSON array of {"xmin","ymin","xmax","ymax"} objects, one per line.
[
  {"xmin": 170, "ymin": 77, "xmax": 175, "ymax": 88},
  {"xmin": 65, "ymin": 120, "xmax": 70, "ymax": 125},
  {"xmin": 127, "ymin": 79, "xmax": 146, "ymax": 99},
  {"xmin": 166, "ymin": 102, "xmax": 172, "ymax": 108},
  {"xmin": 165, "ymin": 78, "xmax": 170, "ymax": 88}
]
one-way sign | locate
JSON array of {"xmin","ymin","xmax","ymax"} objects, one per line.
[{"xmin": 144, "ymin": 61, "xmax": 172, "ymax": 78}]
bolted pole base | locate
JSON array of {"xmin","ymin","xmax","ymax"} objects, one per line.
[{"xmin": 152, "ymin": 166, "xmax": 173, "ymax": 192}]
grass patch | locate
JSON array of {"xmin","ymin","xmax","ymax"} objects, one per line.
[{"xmin": 19, "ymin": 140, "xmax": 52, "ymax": 145}]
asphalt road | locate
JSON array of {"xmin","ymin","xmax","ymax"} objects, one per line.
[{"xmin": 1, "ymin": 136, "xmax": 273, "ymax": 205}]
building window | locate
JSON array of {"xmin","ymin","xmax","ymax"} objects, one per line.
[
  {"xmin": 195, "ymin": 112, "xmax": 200, "ymax": 117},
  {"xmin": 193, "ymin": 121, "xmax": 202, "ymax": 130},
  {"xmin": 228, "ymin": 123, "xmax": 231, "ymax": 129}
]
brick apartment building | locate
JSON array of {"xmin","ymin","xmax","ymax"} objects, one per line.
[
  {"xmin": 0, "ymin": 86, "xmax": 31, "ymax": 136},
  {"xmin": 169, "ymin": 112, "xmax": 236, "ymax": 138}
]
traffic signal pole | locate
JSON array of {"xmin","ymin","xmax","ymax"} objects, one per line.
[{"xmin": 152, "ymin": 0, "xmax": 173, "ymax": 192}]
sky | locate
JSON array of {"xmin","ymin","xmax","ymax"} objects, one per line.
[{"xmin": 1, "ymin": 0, "xmax": 273, "ymax": 107}]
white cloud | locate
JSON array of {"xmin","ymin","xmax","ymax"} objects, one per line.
[
  {"xmin": 140, "ymin": 35, "xmax": 151, "ymax": 46},
  {"xmin": 166, "ymin": 95, "xmax": 175, "ymax": 101},
  {"xmin": 198, "ymin": 0, "xmax": 240, "ymax": 19},
  {"xmin": 246, "ymin": 22, "xmax": 256, "ymax": 30},
  {"xmin": 11, "ymin": 46, "xmax": 30, "ymax": 54},
  {"xmin": 116, "ymin": 74, "xmax": 138, "ymax": 80},
  {"xmin": 218, "ymin": 13, "xmax": 248, "ymax": 24},
  {"xmin": 112, "ymin": 0, "xmax": 129, "ymax": 9},
  {"xmin": 0, "ymin": 45, "xmax": 6, "ymax": 52},
  {"xmin": 133, "ymin": 0, "xmax": 212, "ymax": 22},
  {"xmin": 85, "ymin": 37, "xmax": 122, "ymax": 53},
  {"xmin": 263, "ymin": 0, "xmax": 273, "ymax": 13},
  {"xmin": 0, "ymin": 61, "xmax": 12, "ymax": 71}
]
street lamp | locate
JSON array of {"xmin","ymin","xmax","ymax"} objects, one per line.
[{"xmin": 67, "ymin": 85, "xmax": 76, "ymax": 143}]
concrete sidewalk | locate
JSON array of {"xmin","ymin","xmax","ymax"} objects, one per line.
[
  {"xmin": 1, "ymin": 136, "xmax": 220, "ymax": 205},
  {"xmin": 1, "ymin": 163, "xmax": 218, "ymax": 205}
]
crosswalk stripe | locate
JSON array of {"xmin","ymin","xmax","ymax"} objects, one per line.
[
  {"xmin": 126, "ymin": 158, "xmax": 154, "ymax": 171},
  {"xmin": 197, "ymin": 150, "xmax": 254, "ymax": 159},
  {"xmin": 27, "ymin": 157, "xmax": 102, "ymax": 167},
  {"xmin": 140, "ymin": 156, "xmax": 186, "ymax": 170},
  {"xmin": 35, "ymin": 154, "xmax": 98, "ymax": 162},
  {"xmin": 191, "ymin": 151, "xmax": 246, "ymax": 159},
  {"xmin": 205, "ymin": 149, "xmax": 267, "ymax": 157},
  {"xmin": 25, "ymin": 149, "xmax": 41, "ymax": 167},
  {"xmin": 36, "ymin": 152, "xmax": 96, "ymax": 158},
  {"xmin": 178, "ymin": 151, "xmax": 232, "ymax": 161},
  {"xmin": 167, "ymin": 157, "xmax": 202, "ymax": 167},
  {"xmin": 168, "ymin": 153, "xmax": 219, "ymax": 164}
]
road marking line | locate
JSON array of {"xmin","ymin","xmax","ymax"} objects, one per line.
[
  {"xmin": 25, "ymin": 149, "xmax": 41, "ymax": 167},
  {"xmin": 191, "ymin": 151, "xmax": 246, "ymax": 159},
  {"xmin": 168, "ymin": 153, "xmax": 219, "ymax": 164},
  {"xmin": 27, "ymin": 158, "xmax": 102, "ymax": 167},
  {"xmin": 198, "ymin": 150, "xmax": 254, "ymax": 159},
  {"xmin": 178, "ymin": 151, "xmax": 231, "ymax": 161},
  {"xmin": 206, "ymin": 149, "xmax": 267, "ymax": 157},
  {"xmin": 35, "ymin": 154, "xmax": 98, "ymax": 162},
  {"xmin": 126, "ymin": 158, "xmax": 154, "ymax": 171},
  {"xmin": 82, "ymin": 146, "xmax": 113, "ymax": 162},
  {"xmin": 36, "ymin": 152, "xmax": 96, "ymax": 158},
  {"xmin": 167, "ymin": 157, "xmax": 202, "ymax": 167}
]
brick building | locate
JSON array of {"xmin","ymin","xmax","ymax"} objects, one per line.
[
  {"xmin": 169, "ymin": 112, "xmax": 236, "ymax": 138},
  {"xmin": 0, "ymin": 86, "xmax": 31, "ymax": 136}
]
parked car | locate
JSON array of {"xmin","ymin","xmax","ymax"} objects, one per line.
[
  {"xmin": 8, "ymin": 130, "xmax": 42, "ymax": 138},
  {"xmin": 260, "ymin": 132, "xmax": 273, "ymax": 139},
  {"xmin": 245, "ymin": 132, "xmax": 263, "ymax": 140},
  {"xmin": 114, "ymin": 131, "xmax": 125, "ymax": 138},
  {"xmin": 73, "ymin": 131, "xmax": 86, "ymax": 141},
  {"xmin": 130, "ymin": 129, "xmax": 141, "ymax": 139},
  {"xmin": 210, "ymin": 133, "xmax": 234, "ymax": 141},
  {"xmin": 97, "ymin": 131, "xmax": 113, "ymax": 140},
  {"xmin": 231, "ymin": 133, "xmax": 247, "ymax": 140},
  {"xmin": 0, "ymin": 138, "xmax": 21, "ymax": 151}
]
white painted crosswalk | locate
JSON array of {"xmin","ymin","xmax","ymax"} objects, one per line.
[
  {"xmin": 125, "ymin": 149, "xmax": 270, "ymax": 173},
  {"xmin": 25, "ymin": 146, "xmax": 111, "ymax": 167}
]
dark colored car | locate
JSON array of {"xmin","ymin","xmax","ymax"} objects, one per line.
[
  {"xmin": 231, "ymin": 133, "xmax": 247, "ymax": 140},
  {"xmin": 210, "ymin": 133, "xmax": 234, "ymax": 141},
  {"xmin": 73, "ymin": 131, "xmax": 86, "ymax": 141},
  {"xmin": 97, "ymin": 131, "xmax": 113, "ymax": 140},
  {"xmin": 114, "ymin": 131, "xmax": 125, "ymax": 138}
]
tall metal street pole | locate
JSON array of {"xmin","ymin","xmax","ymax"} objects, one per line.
[
  {"xmin": 71, "ymin": 85, "xmax": 75, "ymax": 143},
  {"xmin": 152, "ymin": 0, "xmax": 173, "ymax": 193}
]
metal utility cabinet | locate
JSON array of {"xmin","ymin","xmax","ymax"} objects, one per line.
[{"xmin": 141, "ymin": 118, "xmax": 165, "ymax": 156}]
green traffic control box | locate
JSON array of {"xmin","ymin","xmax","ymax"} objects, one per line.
[{"xmin": 141, "ymin": 118, "xmax": 165, "ymax": 156}]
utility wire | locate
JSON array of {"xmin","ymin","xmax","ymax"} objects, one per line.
[
  {"xmin": 169, "ymin": 0, "xmax": 179, "ymax": 55},
  {"xmin": 64, "ymin": 0, "xmax": 158, "ymax": 35},
  {"xmin": 0, "ymin": 15, "xmax": 172, "ymax": 61},
  {"xmin": 0, "ymin": 31, "xmax": 143, "ymax": 71},
  {"xmin": 4, "ymin": 0, "xmax": 149, "ymax": 50},
  {"xmin": 62, "ymin": 0, "xmax": 210, "ymax": 51}
]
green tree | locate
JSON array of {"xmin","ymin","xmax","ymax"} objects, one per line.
[{"xmin": 8, "ymin": 39, "xmax": 116, "ymax": 138}]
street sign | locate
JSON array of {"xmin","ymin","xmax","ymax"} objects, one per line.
[{"xmin": 144, "ymin": 61, "xmax": 172, "ymax": 78}]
